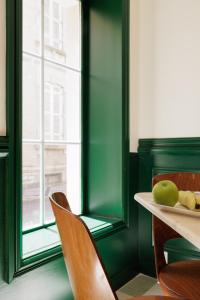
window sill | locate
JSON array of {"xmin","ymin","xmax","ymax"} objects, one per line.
[
  {"xmin": 23, "ymin": 215, "xmax": 123, "ymax": 260},
  {"xmin": 23, "ymin": 225, "xmax": 60, "ymax": 259}
]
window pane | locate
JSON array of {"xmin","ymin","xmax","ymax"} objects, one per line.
[
  {"xmin": 44, "ymin": 0, "xmax": 81, "ymax": 70},
  {"xmin": 44, "ymin": 144, "xmax": 67, "ymax": 223},
  {"xmin": 53, "ymin": 2, "xmax": 59, "ymax": 19},
  {"xmin": 44, "ymin": 62, "xmax": 81, "ymax": 142},
  {"xmin": 23, "ymin": 144, "xmax": 41, "ymax": 230},
  {"xmin": 53, "ymin": 22, "xmax": 59, "ymax": 38},
  {"xmin": 66, "ymin": 144, "xmax": 81, "ymax": 214},
  {"xmin": 65, "ymin": 71, "xmax": 81, "ymax": 142},
  {"xmin": 44, "ymin": 143, "xmax": 81, "ymax": 223},
  {"xmin": 23, "ymin": 55, "xmax": 41, "ymax": 140},
  {"xmin": 22, "ymin": 0, "xmax": 82, "ymax": 236},
  {"xmin": 23, "ymin": 0, "xmax": 41, "ymax": 55},
  {"xmin": 44, "ymin": 16, "xmax": 50, "ymax": 38}
]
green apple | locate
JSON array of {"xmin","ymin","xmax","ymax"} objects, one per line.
[{"xmin": 152, "ymin": 180, "xmax": 178, "ymax": 206}]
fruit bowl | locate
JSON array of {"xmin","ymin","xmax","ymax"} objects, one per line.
[{"xmin": 151, "ymin": 200, "xmax": 200, "ymax": 217}]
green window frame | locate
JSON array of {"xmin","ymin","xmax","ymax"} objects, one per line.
[{"xmin": 5, "ymin": 0, "xmax": 130, "ymax": 283}]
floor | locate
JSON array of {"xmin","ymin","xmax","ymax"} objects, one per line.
[
  {"xmin": 117, "ymin": 273, "xmax": 162, "ymax": 300},
  {"xmin": 0, "ymin": 257, "xmax": 161, "ymax": 300}
]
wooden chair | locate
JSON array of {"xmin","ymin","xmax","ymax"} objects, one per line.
[
  {"xmin": 152, "ymin": 172, "xmax": 200, "ymax": 299},
  {"xmin": 50, "ymin": 192, "xmax": 176, "ymax": 300},
  {"xmin": 134, "ymin": 298, "xmax": 177, "ymax": 300}
]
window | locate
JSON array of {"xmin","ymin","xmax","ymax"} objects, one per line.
[
  {"xmin": 5, "ymin": 0, "xmax": 129, "ymax": 283},
  {"xmin": 22, "ymin": 0, "xmax": 82, "ymax": 237},
  {"xmin": 44, "ymin": 83, "xmax": 64, "ymax": 140},
  {"xmin": 44, "ymin": 0, "xmax": 63, "ymax": 50}
]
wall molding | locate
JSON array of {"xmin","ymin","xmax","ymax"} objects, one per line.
[{"xmin": 139, "ymin": 137, "xmax": 200, "ymax": 151}]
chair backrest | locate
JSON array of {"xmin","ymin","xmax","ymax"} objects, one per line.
[
  {"xmin": 133, "ymin": 297, "xmax": 180, "ymax": 300},
  {"xmin": 50, "ymin": 192, "xmax": 117, "ymax": 300},
  {"xmin": 153, "ymin": 172, "xmax": 200, "ymax": 191},
  {"xmin": 152, "ymin": 172, "xmax": 200, "ymax": 276}
]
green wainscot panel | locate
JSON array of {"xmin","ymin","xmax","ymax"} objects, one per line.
[
  {"xmin": 165, "ymin": 238, "xmax": 200, "ymax": 263},
  {"xmin": 88, "ymin": 0, "xmax": 123, "ymax": 217},
  {"xmin": 0, "ymin": 159, "xmax": 6, "ymax": 285}
]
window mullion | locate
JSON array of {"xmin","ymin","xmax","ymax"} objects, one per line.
[
  {"xmin": 41, "ymin": 0, "xmax": 45, "ymax": 226},
  {"xmin": 50, "ymin": 86, "xmax": 54, "ymax": 140},
  {"xmin": 50, "ymin": 1, "xmax": 53, "ymax": 47}
]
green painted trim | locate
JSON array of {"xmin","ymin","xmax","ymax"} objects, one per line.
[
  {"xmin": 0, "ymin": 153, "xmax": 8, "ymax": 158},
  {"xmin": 138, "ymin": 137, "xmax": 200, "ymax": 150},
  {"xmin": 17, "ymin": 218, "xmax": 126, "ymax": 276},
  {"xmin": 15, "ymin": 0, "xmax": 23, "ymax": 276},
  {"xmin": 0, "ymin": 137, "xmax": 9, "ymax": 151},
  {"xmin": 16, "ymin": 247, "xmax": 63, "ymax": 277},
  {"xmin": 5, "ymin": 0, "xmax": 22, "ymax": 283},
  {"xmin": 0, "ymin": 154, "xmax": 8, "ymax": 284},
  {"xmin": 87, "ymin": 0, "xmax": 130, "ymax": 220},
  {"xmin": 23, "ymin": 222, "xmax": 56, "ymax": 235},
  {"xmin": 22, "ymin": 216, "xmax": 122, "ymax": 260},
  {"xmin": 81, "ymin": 0, "xmax": 89, "ymax": 214},
  {"xmin": 165, "ymin": 238, "xmax": 200, "ymax": 259},
  {"xmin": 92, "ymin": 221, "xmax": 127, "ymax": 240},
  {"xmin": 122, "ymin": 0, "xmax": 130, "ymax": 223}
]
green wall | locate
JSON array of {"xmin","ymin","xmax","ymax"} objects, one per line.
[{"xmin": 137, "ymin": 138, "xmax": 200, "ymax": 276}]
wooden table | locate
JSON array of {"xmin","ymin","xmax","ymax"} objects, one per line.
[{"xmin": 134, "ymin": 192, "xmax": 200, "ymax": 249}]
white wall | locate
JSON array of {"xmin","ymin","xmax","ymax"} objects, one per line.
[
  {"xmin": 130, "ymin": 0, "xmax": 200, "ymax": 151},
  {"xmin": 0, "ymin": 0, "xmax": 6, "ymax": 136},
  {"xmin": 2, "ymin": 1, "xmax": 200, "ymax": 146}
]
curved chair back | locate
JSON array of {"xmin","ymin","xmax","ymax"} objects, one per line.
[
  {"xmin": 152, "ymin": 172, "xmax": 200, "ymax": 299},
  {"xmin": 50, "ymin": 192, "xmax": 117, "ymax": 300},
  {"xmin": 50, "ymin": 193, "xmax": 178, "ymax": 300},
  {"xmin": 153, "ymin": 172, "xmax": 200, "ymax": 191}
]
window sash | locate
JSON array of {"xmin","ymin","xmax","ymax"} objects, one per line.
[
  {"xmin": 22, "ymin": 0, "xmax": 82, "ymax": 232},
  {"xmin": 44, "ymin": 0, "xmax": 63, "ymax": 50}
]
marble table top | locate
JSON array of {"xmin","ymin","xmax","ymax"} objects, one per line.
[{"xmin": 134, "ymin": 192, "xmax": 200, "ymax": 250}]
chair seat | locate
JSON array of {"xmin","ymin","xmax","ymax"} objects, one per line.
[
  {"xmin": 128, "ymin": 297, "xmax": 178, "ymax": 300},
  {"xmin": 159, "ymin": 260, "xmax": 200, "ymax": 299}
]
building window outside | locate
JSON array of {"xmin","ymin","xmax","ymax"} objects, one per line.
[
  {"xmin": 44, "ymin": 82, "xmax": 64, "ymax": 141},
  {"xmin": 22, "ymin": 0, "xmax": 81, "ymax": 232},
  {"xmin": 44, "ymin": 0, "xmax": 63, "ymax": 50}
]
